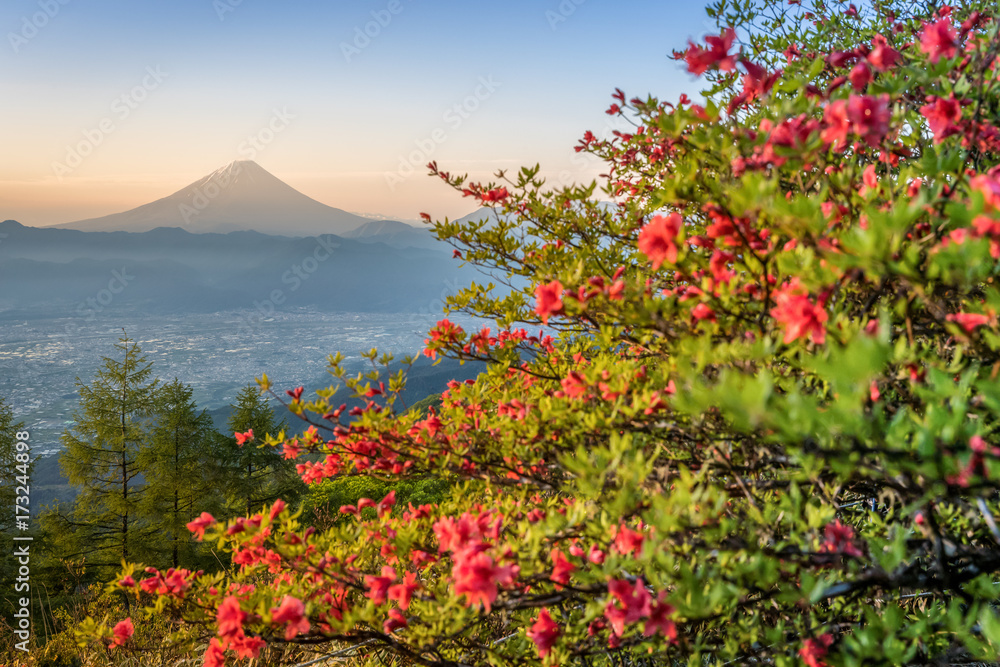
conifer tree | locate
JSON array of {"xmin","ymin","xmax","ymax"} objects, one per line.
[
  {"xmin": 140, "ymin": 378, "xmax": 217, "ymax": 569},
  {"xmin": 57, "ymin": 335, "xmax": 158, "ymax": 572},
  {"xmin": 214, "ymin": 384, "xmax": 300, "ymax": 518}
]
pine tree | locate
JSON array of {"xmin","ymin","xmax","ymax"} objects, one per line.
[
  {"xmin": 140, "ymin": 378, "xmax": 217, "ymax": 569},
  {"xmin": 57, "ymin": 335, "xmax": 159, "ymax": 572},
  {"xmin": 213, "ymin": 384, "xmax": 300, "ymax": 518}
]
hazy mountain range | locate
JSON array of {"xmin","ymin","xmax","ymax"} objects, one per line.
[{"xmin": 0, "ymin": 220, "xmax": 479, "ymax": 319}]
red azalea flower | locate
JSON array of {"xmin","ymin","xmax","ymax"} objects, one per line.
[
  {"xmin": 452, "ymin": 549, "xmax": 516, "ymax": 612},
  {"xmin": 847, "ymin": 94, "xmax": 890, "ymax": 147},
  {"xmin": 770, "ymin": 280, "xmax": 828, "ymax": 345},
  {"xmin": 605, "ymin": 578, "xmax": 652, "ymax": 636},
  {"xmin": 535, "ymin": 280, "xmax": 564, "ymax": 325},
  {"xmin": 388, "ymin": 571, "xmax": 420, "ymax": 610},
  {"xmin": 947, "ymin": 227, "xmax": 970, "ymax": 245},
  {"xmin": 217, "ymin": 596, "xmax": 247, "ymax": 639},
  {"xmin": 383, "ymin": 608, "xmax": 408, "ymax": 634},
  {"xmin": 638, "ymin": 213, "xmax": 683, "ymax": 269},
  {"xmin": 800, "ymin": 634, "xmax": 834, "ymax": 667},
  {"xmin": 691, "ymin": 303, "xmax": 716, "ymax": 322},
  {"xmin": 971, "ymin": 173, "xmax": 1000, "ymax": 211},
  {"xmin": 920, "ymin": 18, "xmax": 958, "ymax": 63},
  {"xmin": 822, "ymin": 100, "xmax": 850, "ymax": 150},
  {"xmin": 423, "ymin": 318, "xmax": 466, "ymax": 358},
  {"xmin": 827, "ymin": 49, "xmax": 859, "ymax": 69},
  {"xmin": 162, "ymin": 569, "xmax": 192, "ymax": 597},
  {"xmin": 848, "ymin": 61, "xmax": 871, "ymax": 89},
  {"xmin": 378, "ymin": 490, "xmax": 396, "ymax": 518},
  {"xmin": 973, "ymin": 215, "xmax": 1000, "ymax": 237},
  {"xmin": 481, "ymin": 187, "xmax": 509, "ymax": 203},
  {"xmin": 860, "ymin": 164, "xmax": 879, "ymax": 196},
  {"xmin": 528, "ymin": 609, "xmax": 561, "ymax": 658},
  {"xmin": 612, "ymin": 523, "xmax": 645, "ymax": 555},
  {"xmin": 644, "ymin": 593, "xmax": 677, "ymax": 639},
  {"xmin": 271, "ymin": 595, "xmax": 310, "ymax": 640},
  {"xmin": 204, "ymin": 638, "xmax": 226, "ymax": 667},
  {"xmin": 230, "ymin": 635, "xmax": 264, "ymax": 659},
  {"xmin": 822, "ymin": 520, "xmax": 864, "ymax": 558},
  {"xmin": 550, "ymin": 549, "xmax": 576, "ymax": 587},
  {"xmin": 434, "ymin": 513, "xmax": 482, "ymax": 552},
  {"xmin": 561, "ymin": 370, "xmax": 588, "ymax": 399},
  {"xmin": 920, "ymin": 95, "xmax": 963, "ymax": 143},
  {"xmin": 234, "ymin": 429, "xmax": 254, "ymax": 446},
  {"xmin": 947, "ymin": 312, "xmax": 991, "ymax": 333},
  {"xmin": 111, "ymin": 618, "xmax": 134, "ymax": 647},
  {"xmin": 729, "ymin": 58, "xmax": 781, "ymax": 110},
  {"xmin": 867, "ymin": 34, "xmax": 900, "ymax": 71},
  {"xmin": 186, "ymin": 512, "xmax": 215, "ymax": 540},
  {"xmin": 365, "ymin": 565, "xmax": 397, "ymax": 605},
  {"xmin": 684, "ymin": 27, "xmax": 738, "ymax": 75}
]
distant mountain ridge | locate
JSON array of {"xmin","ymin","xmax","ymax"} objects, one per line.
[
  {"xmin": 0, "ymin": 220, "xmax": 476, "ymax": 319},
  {"xmin": 47, "ymin": 161, "xmax": 387, "ymax": 237},
  {"xmin": 343, "ymin": 219, "xmax": 443, "ymax": 250}
]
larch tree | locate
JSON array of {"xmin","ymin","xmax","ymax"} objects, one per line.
[
  {"xmin": 58, "ymin": 335, "xmax": 159, "ymax": 572},
  {"xmin": 140, "ymin": 377, "xmax": 218, "ymax": 570},
  {"xmin": 214, "ymin": 384, "xmax": 299, "ymax": 519}
]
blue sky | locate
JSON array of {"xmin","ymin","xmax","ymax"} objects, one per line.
[{"xmin": 0, "ymin": 0, "xmax": 715, "ymax": 225}]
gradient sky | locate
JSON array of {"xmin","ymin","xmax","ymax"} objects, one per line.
[{"xmin": 0, "ymin": 0, "xmax": 715, "ymax": 226}]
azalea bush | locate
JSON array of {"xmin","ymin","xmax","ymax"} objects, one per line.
[{"xmin": 81, "ymin": 0, "xmax": 1000, "ymax": 665}]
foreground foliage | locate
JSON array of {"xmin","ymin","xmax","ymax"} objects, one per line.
[{"xmin": 73, "ymin": 0, "xmax": 1000, "ymax": 665}]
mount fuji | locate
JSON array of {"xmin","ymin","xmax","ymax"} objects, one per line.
[{"xmin": 49, "ymin": 161, "xmax": 379, "ymax": 237}]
